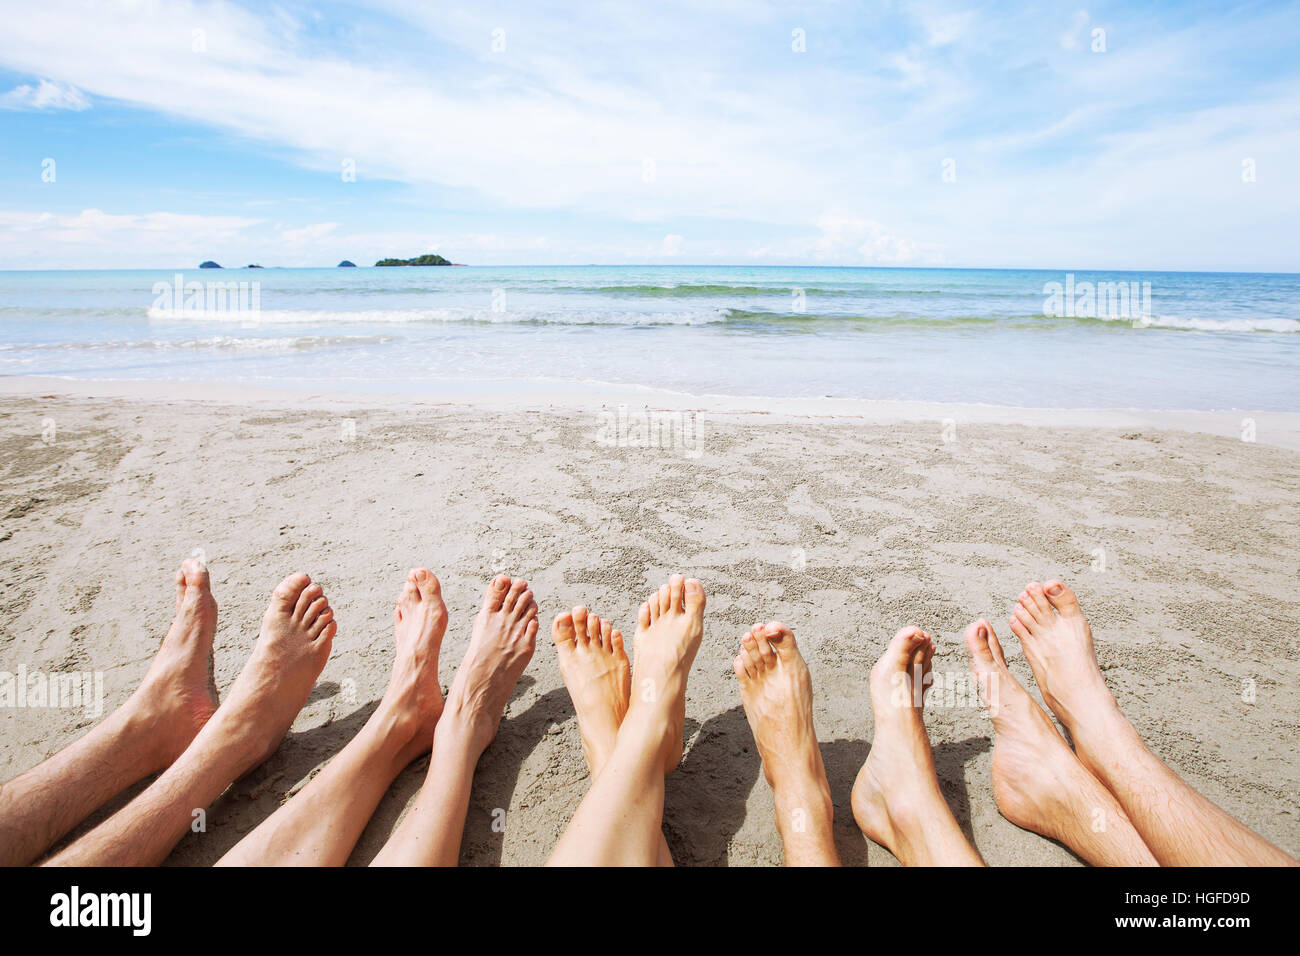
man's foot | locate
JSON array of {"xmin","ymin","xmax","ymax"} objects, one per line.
[
  {"xmin": 850, "ymin": 627, "xmax": 944, "ymax": 857},
  {"xmin": 553, "ymin": 607, "xmax": 629, "ymax": 775},
  {"xmin": 441, "ymin": 576, "xmax": 538, "ymax": 752},
  {"xmin": 130, "ymin": 559, "xmax": 221, "ymax": 769},
  {"xmin": 630, "ymin": 575, "xmax": 706, "ymax": 774},
  {"xmin": 734, "ymin": 622, "xmax": 829, "ymax": 797},
  {"xmin": 212, "ymin": 573, "xmax": 336, "ymax": 768},
  {"xmin": 965, "ymin": 619, "xmax": 1157, "ymax": 865},
  {"xmin": 375, "ymin": 569, "xmax": 449, "ymax": 766},
  {"xmin": 1008, "ymin": 581, "xmax": 1121, "ymax": 737}
]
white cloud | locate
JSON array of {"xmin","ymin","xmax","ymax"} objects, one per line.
[{"xmin": 0, "ymin": 78, "xmax": 90, "ymax": 111}]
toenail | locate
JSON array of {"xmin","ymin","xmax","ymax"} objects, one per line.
[
  {"xmin": 978, "ymin": 626, "xmax": 987, "ymax": 638},
  {"xmin": 1048, "ymin": 585, "xmax": 1063, "ymax": 595}
]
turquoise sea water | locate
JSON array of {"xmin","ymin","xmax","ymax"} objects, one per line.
[{"xmin": 0, "ymin": 265, "xmax": 1297, "ymax": 410}]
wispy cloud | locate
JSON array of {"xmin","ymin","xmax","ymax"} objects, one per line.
[{"xmin": 0, "ymin": 78, "xmax": 89, "ymax": 111}]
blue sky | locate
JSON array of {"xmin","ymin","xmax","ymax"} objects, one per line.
[{"xmin": 0, "ymin": 0, "xmax": 1297, "ymax": 270}]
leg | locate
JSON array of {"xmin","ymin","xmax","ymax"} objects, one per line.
[
  {"xmin": 547, "ymin": 575, "xmax": 705, "ymax": 866},
  {"xmin": 965, "ymin": 619, "xmax": 1156, "ymax": 865},
  {"xmin": 735, "ymin": 622, "xmax": 839, "ymax": 866},
  {"xmin": 0, "ymin": 560, "xmax": 219, "ymax": 866},
  {"xmin": 371, "ymin": 575, "xmax": 537, "ymax": 867},
  {"xmin": 552, "ymin": 605, "xmax": 673, "ymax": 866},
  {"xmin": 1009, "ymin": 580, "xmax": 1296, "ymax": 866},
  {"xmin": 219, "ymin": 569, "xmax": 447, "ymax": 866},
  {"xmin": 851, "ymin": 627, "xmax": 984, "ymax": 866},
  {"xmin": 42, "ymin": 573, "xmax": 335, "ymax": 866}
]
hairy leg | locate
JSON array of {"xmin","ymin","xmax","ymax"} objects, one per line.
[{"xmin": 0, "ymin": 560, "xmax": 219, "ymax": 866}]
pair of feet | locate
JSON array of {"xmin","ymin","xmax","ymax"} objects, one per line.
[
  {"xmin": 552, "ymin": 574, "xmax": 706, "ymax": 779},
  {"xmin": 134, "ymin": 561, "xmax": 538, "ymax": 802}
]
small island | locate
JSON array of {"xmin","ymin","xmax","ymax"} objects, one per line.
[
  {"xmin": 337, "ymin": 260, "xmax": 357, "ymax": 268},
  {"xmin": 199, "ymin": 260, "xmax": 222, "ymax": 269},
  {"xmin": 374, "ymin": 253, "xmax": 453, "ymax": 267},
  {"xmin": 245, "ymin": 264, "xmax": 263, "ymax": 269}
]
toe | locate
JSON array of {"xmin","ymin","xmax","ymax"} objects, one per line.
[
  {"xmin": 763, "ymin": 622, "xmax": 797, "ymax": 660},
  {"xmin": 742, "ymin": 633, "xmax": 765, "ymax": 672},
  {"xmin": 733, "ymin": 654, "xmax": 749, "ymax": 681},
  {"xmin": 657, "ymin": 584, "xmax": 671, "ymax": 616},
  {"xmin": 273, "ymin": 572, "xmax": 311, "ymax": 610},
  {"xmin": 570, "ymin": 606, "xmax": 589, "ymax": 643},
  {"xmin": 309, "ymin": 606, "xmax": 334, "ymax": 639},
  {"xmin": 638, "ymin": 601, "xmax": 651, "ymax": 629},
  {"xmin": 586, "ymin": 611, "xmax": 602, "ymax": 646},
  {"xmin": 294, "ymin": 582, "xmax": 324, "ymax": 619},
  {"xmin": 1013, "ymin": 602, "xmax": 1039, "ymax": 634},
  {"xmin": 1008, "ymin": 614, "xmax": 1030, "ymax": 642},
  {"xmin": 684, "ymin": 578, "xmax": 706, "ymax": 613},
  {"xmin": 965, "ymin": 619, "xmax": 998, "ymax": 671},
  {"xmin": 753, "ymin": 627, "xmax": 778, "ymax": 667},
  {"xmin": 504, "ymin": 578, "xmax": 528, "ymax": 612},
  {"xmin": 668, "ymin": 574, "xmax": 685, "ymax": 613},
  {"xmin": 1044, "ymin": 580, "xmax": 1082, "ymax": 618},
  {"xmin": 484, "ymin": 575, "xmax": 511, "ymax": 611},
  {"xmin": 599, "ymin": 618, "xmax": 613, "ymax": 648},
  {"xmin": 413, "ymin": 568, "xmax": 441, "ymax": 601},
  {"xmin": 889, "ymin": 625, "xmax": 926, "ymax": 662},
  {"xmin": 610, "ymin": 629, "xmax": 625, "ymax": 655},
  {"xmin": 399, "ymin": 576, "xmax": 419, "ymax": 606},
  {"xmin": 552, "ymin": 612, "xmax": 577, "ymax": 646},
  {"xmin": 1025, "ymin": 582, "xmax": 1054, "ymax": 620},
  {"xmin": 181, "ymin": 558, "xmax": 210, "ymax": 589}
]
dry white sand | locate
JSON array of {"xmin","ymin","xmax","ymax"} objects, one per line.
[{"xmin": 1, "ymin": 380, "xmax": 1297, "ymax": 865}]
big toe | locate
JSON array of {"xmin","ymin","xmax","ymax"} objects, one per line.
[
  {"xmin": 181, "ymin": 558, "xmax": 210, "ymax": 591},
  {"xmin": 483, "ymin": 574, "xmax": 511, "ymax": 611},
  {"xmin": 552, "ymin": 611, "xmax": 577, "ymax": 646},
  {"xmin": 413, "ymin": 568, "xmax": 442, "ymax": 602},
  {"xmin": 965, "ymin": 619, "xmax": 999, "ymax": 673},
  {"xmin": 272, "ymin": 572, "xmax": 312, "ymax": 611},
  {"xmin": 684, "ymin": 578, "xmax": 706, "ymax": 614},
  {"xmin": 761, "ymin": 621, "xmax": 797, "ymax": 660},
  {"xmin": 1044, "ymin": 580, "xmax": 1082, "ymax": 618}
]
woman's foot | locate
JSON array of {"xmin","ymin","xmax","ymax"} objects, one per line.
[
  {"xmin": 851, "ymin": 627, "xmax": 983, "ymax": 866},
  {"xmin": 440, "ymin": 575, "xmax": 538, "ymax": 754},
  {"xmin": 629, "ymin": 575, "xmax": 706, "ymax": 774},
  {"xmin": 375, "ymin": 568, "xmax": 449, "ymax": 766},
  {"xmin": 735, "ymin": 622, "xmax": 838, "ymax": 866},
  {"xmin": 553, "ymin": 606, "xmax": 629, "ymax": 775}
]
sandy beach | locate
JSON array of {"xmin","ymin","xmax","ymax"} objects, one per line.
[{"xmin": 1, "ymin": 380, "xmax": 1297, "ymax": 866}]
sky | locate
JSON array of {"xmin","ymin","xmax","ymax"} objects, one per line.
[{"xmin": 0, "ymin": 0, "xmax": 1297, "ymax": 271}]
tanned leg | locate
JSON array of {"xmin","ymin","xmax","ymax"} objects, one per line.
[
  {"xmin": 851, "ymin": 627, "xmax": 984, "ymax": 866},
  {"xmin": 0, "ymin": 559, "xmax": 219, "ymax": 866},
  {"xmin": 1008, "ymin": 580, "xmax": 1296, "ymax": 866},
  {"xmin": 370, "ymin": 575, "xmax": 537, "ymax": 867},
  {"xmin": 735, "ymin": 622, "xmax": 839, "ymax": 866},
  {"xmin": 219, "ymin": 569, "xmax": 447, "ymax": 866},
  {"xmin": 547, "ymin": 576, "xmax": 705, "ymax": 866},
  {"xmin": 552, "ymin": 605, "xmax": 673, "ymax": 866},
  {"xmin": 42, "ymin": 572, "xmax": 334, "ymax": 866}
]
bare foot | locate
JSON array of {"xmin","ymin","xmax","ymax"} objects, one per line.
[
  {"xmin": 376, "ymin": 568, "xmax": 448, "ymax": 765},
  {"xmin": 630, "ymin": 575, "xmax": 705, "ymax": 773},
  {"xmin": 735, "ymin": 621, "xmax": 838, "ymax": 865},
  {"xmin": 553, "ymin": 606, "xmax": 629, "ymax": 775},
  {"xmin": 965, "ymin": 618, "xmax": 1156, "ymax": 865},
  {"xmin": 734, "ymin": 622, "xmax": 827, "ymax": 796},
  {"xmin": 442, "ymin": 575, "xmax": 538, "ymax": 752},
  {"xmin": 1008, "ymin": 581, "xmax": 1121, "ymax": 738},
  {"xmin": 130, "ymin": 559, "xmax": 221, "ymax": 768},
  {"xmin": 214, "ymin": 573, "xmax": 336, "ymax": 767}
]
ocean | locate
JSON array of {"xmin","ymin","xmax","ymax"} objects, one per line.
[{"xmin": 1, "ymin": 265, "xmax": 1297, "ymax": 410}]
